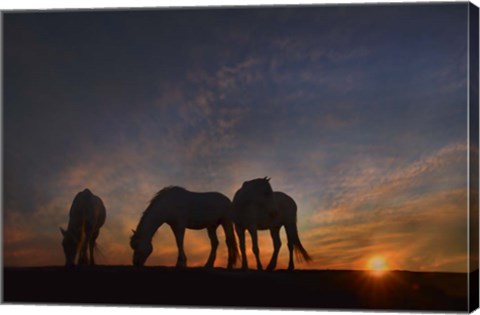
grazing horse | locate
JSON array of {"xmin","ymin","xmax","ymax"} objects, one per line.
[
  {"xmin": 60, "ymin": 188, "xmax": 106, "ymax": 267},
  {"xmin": 233, "ymin": 177, "xmax": 311, "ymax": 271},
  {"xmin": 130, "ymin": 186, "xmax": 239, "ymax": 268}
]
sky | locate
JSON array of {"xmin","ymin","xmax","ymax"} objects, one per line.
[{"xmin": 3, "ymin": 3, "xmax": 472, "ymax": 272}]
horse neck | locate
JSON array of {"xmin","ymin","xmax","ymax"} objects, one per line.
[
  {"xmin": 67, "ymin": 209, "xmax": 85, "ymax": 238},
  {"xmin": 136, "ymin": 204, "xmax": 165, "ymax": 241}
]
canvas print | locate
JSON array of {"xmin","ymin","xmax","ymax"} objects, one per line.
[{"xmin": 2, "ymin": 2, "xmax": 479, "ymax": 312}]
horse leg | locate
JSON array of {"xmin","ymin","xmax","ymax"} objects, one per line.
[
  {"xmin": 77, "ymin": 244, "xmax": 86, "ymax": 265},
  {"xmin": 266, "ymin": 227, "xmax": 281, "ymax": 271},
  {"xmin": 235, "ymin": 225, "xmax": 248, "ymax": 270},
  {"xmin": 89, "ymin": 230, "xmax": 100, "ymax": 266},
  {"xmin": 222, "ymin": 220, "xmax": 238, "ymax": 269},
  {"xmin": 285, "ymin": 224, "xmax": 295, "ymax": 271},
  {"xmin": 172, "ymin": 225, "xmax": 187, "ymax": 268},
  {"xmin": 80, "ymin": 221, "xmax": 96, "ymax": 266},
  {"xmin": 78, "ymin": 230, "xmax": 90, "ymax": 266},
  {"xmin": 205, "ymin": 226, "xmax": 219, "ymax": 268},
  {"xmin": 248, "ymin": 228, "xmax": 263, "ymax": 271},
  {"xmin": 79, "ymin": 241, "xmax": 89, "ymax": 265}
]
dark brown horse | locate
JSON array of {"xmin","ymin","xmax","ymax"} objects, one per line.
[
  {"xmin": 233, "ymin": 178, "xmax": 311, "ymax": 271},
  {"xmin": 60, "ymin": 188, "xmax": 106, "ymax": 267}
]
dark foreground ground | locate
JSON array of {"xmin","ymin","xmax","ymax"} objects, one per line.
[{"xmin": 3, "ymin": 266, "xmax": 472, "ymax": 311}]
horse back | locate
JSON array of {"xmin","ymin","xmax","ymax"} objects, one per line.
[
  {"xmin": 69, "ymin": 189, "xmax": 106, "ymax": 231},
  {"xmin": 186, "ymin": 191, "xmax": 233, "ymax": 215},
  {"xmin": 273, "ymin": 191, "xmax": 297, "ymax": 222},
  {"xmin": 91, "ymin": 195, "xmax": 106, "ymax": 229},
  {"xmin": 200, "ymin": 191, "xmax": 232, "ymax": 207},
  {"xmin": 164, "ymin": 189, "xmax": 229, "ymax": 208}
]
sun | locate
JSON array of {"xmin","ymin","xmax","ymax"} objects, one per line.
[{"xmin": 367, "ymin": 255, "xmax": 389, "ymax": 275}]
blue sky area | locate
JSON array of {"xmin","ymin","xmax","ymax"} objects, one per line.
[{"xmin": 3, "ymin": 3, "xmax": 470, "ymax": 271}]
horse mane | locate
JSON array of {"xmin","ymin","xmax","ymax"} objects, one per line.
[
  {"xmin": 133, "ymin": 186, "xmax": 187, "ymax": 237},
  {"xmin": 243, "ymin": 177, "xmax": 273, "ymax": 193},
  {"xmin": 145, "ymin": 186, "xmax": 186, "ymax": 211},
  {"xmin": 245, "ymin": 177, "xmax": 270, "ymax": 184}
]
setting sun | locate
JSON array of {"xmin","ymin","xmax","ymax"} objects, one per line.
[{"xmin": 367, "ymin": 256, "xmax": 389, "ymax": 274}]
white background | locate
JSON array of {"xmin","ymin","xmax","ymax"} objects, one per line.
[
  {"xmin": 0, "ymin": 0, "xmax": 474, "ymax": 10},
  {"xmin": 0, "ymin": 0, "xmax": 478, "ymax": 315}
]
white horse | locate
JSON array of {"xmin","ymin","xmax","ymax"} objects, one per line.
[
  {"xmin": 130, "ymin": 186, "xmax": 239, "ymax": 268},
  {"xmin": 60, "ymin": 188, "xmax": 106, "ymax": 267},
  {"xmin": 233, "ymin": 177, "xmax": 311, "ymax": 271}
]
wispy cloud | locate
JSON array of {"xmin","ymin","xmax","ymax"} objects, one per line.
[
  {"xmin": 293, "ymin": 143, "xmax": 468, "ymax": 271},
  {"xmin": 3, "ymin": 5, "xmax": 469, "ymax": 271}
]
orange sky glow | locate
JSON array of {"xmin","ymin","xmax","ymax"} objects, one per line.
[{"xmin": 4, "ymin": 143, "xmax": 470, "ymax": 272}]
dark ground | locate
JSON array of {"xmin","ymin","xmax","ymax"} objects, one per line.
[{"xmin": 2, "ymin": 266, "xmax": 472, "ymax": 311}]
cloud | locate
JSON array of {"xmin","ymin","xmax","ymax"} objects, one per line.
[
  {"xmin": 3, "ymin": 7, "xmax": 469, "ymax": 272},
  {"xmin": 295, "ymin": 142, "xmax": 468, "ymax": 272}
]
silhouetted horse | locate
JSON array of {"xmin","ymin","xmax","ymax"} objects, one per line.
[
  {"xmin": 233, "ymin": 177, "xmax": 311, "ymax": 271},
  {"xmin": 60, "ymin": 188, "xmax": 106, "ymax": 267},
  {"xmin": 130, "ymin": 186, "xmax": 239, "ymax": 268}
]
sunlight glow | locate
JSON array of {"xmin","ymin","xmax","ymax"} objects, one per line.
[{"xmin": 367, "ymin": 255, "xmax": 389, "ymax": 276}]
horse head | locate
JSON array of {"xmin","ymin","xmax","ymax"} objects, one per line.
[
  {"xmin": 130, "ymin": 229, "xmax": 152, "ymax": 267},
  {"xmin": 60, "ymin": 227, "xmax": 77, "ymax": 267},
  {"xmin": 235, "ymin": 177, "xmax": 277, "ymax": 216}
]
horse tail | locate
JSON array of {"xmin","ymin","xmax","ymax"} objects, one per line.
[
  {"xmin": 287, "ymin": 220, "xmax": 312, "ymax": 263},
  {"xmin": 94, "ymin": 241, "xmax": 105, "ymax": 259},
  {"xmin": 222, "ymin": 219, "xmax": 239, "ymax": 266}
]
